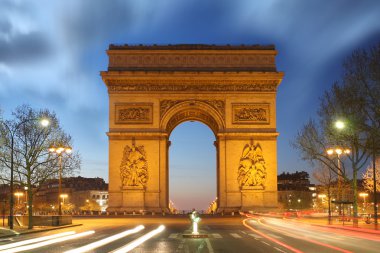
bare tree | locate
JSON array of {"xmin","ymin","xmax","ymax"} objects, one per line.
[
  {"xmin": 0, "ymin": 105, "xmax": 81, "ymax": 228},
  {"xmin": 313, "ymin": 164, "xmax": 337, "ymax": 223},
  {"xmin": 363, "ymin": 158, "xmax": 380, "ymax": 193},
  {"xmin": 294, "ymin": 43, "xmax": 380, "ymax": 225}
]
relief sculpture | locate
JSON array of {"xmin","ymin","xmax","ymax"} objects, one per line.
[
  {"xmin": 232, "ymin": 104, "xmax": 269, "ymax": 124},
  {"xmin": 115, "ymin": 103, "xmax": 153, "ymax": 124},
  {"xmin": 120, "ymin": 142, "xmax": 148, "ymax": 188},
  {"xmin": 119, "ymin": 108, "xmax": 150, "ymax": 121},
  {"xmin": 237, "ymin": 143, "xmax": 267, "ymax": 190}
]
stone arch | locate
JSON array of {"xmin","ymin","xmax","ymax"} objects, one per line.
[
  {"xmin": 102, "ymin": 44, "xmax": 283, "ymax": 213},
  {"xmin": 160, "ymin": 100, "xmax": 225, "ymax": 135}
]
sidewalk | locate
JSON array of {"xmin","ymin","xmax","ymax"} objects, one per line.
[
  {"xmin": 286, "ymin": 217, "xmax": 380, "ymax": 234},
  {"xmin": 0, "ymin": 223, "xmax": 82, "ymax": 239}
]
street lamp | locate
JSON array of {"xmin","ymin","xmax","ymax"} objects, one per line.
[
  {"xmin": 359, "ymin": 192, "xmax": 369, "ymax": 212},
  {"xmin": 318, "ymin": 194, "xmax": 326, "ymax": 205},
  {"xmin": 335, "ymin": 120, "xmax": 345, "ymax": 130},
  {"xmin": 0, "ymin": 117, "xmax": 49, "ymax": 229},
  {"xmin": 14, "ymin": 192, "xmax": 23, "ymax": 205},
  {"xmin": 326, "ymin": 147, "xmax": 350, "ymax": 215},
  {"xmin": 318, "ymin": 193, "xmax": 331, "ymax": 223},
  {"xmin": 49, "ymin": 145, "xmax": 72, "ymax": 215},
  {"xmin": 60, "ymin": 194, "xmax": 68, "ymax": 212}
]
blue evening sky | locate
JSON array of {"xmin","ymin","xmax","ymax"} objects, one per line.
[{"xmin": 1, "ymin": 0, "xmax": 379, "ymax": 210}]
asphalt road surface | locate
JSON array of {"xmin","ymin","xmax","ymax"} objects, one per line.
[{"xmin": 0, "ymin": 215, "xmax": 379, "ymax": 253}]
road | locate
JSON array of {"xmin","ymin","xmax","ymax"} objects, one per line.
[{"xmin": 0, "ymin": 215, "xmax": 379, "ymax": 252}]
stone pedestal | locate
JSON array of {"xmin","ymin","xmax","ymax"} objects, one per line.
[{"xmin": 122, "ymin": 187, "xmax": 145, "ymax": 210}]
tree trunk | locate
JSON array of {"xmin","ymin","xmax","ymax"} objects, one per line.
[
  {"xmin": 328, "ymin": 186, "xmax": 332, "ymax": 225},
  {"xmin": 352, "ymin": 166, "xmax": 358, "ymax": 227},
  {"xmin": 27, "ymin": 183, "xmax": 33, "ymax": 229}
]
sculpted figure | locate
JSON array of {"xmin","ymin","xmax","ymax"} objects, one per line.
[
  {"xmin": 237, "ymin": 143, "xmax": 267, "ymax": 189},
  {"xmin": 120, "ymin": 143, "xmax": 148, "ymax": 187}
]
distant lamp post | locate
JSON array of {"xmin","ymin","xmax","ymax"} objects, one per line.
[
  {"xmin": 319, "ymin": 193, "xmax": 331, "ymax": 224},
  {"xmin": 24, "ymin": 186, "xmax": 28, "ymax": 211},
  {"xmin": 318, "ymin": 194, "xmax": 326, "ymax": 205},
  {"xmin": 14, "ymin": 192, "xmax": 23, "ymax": 205},
  {"xmin": 49, "ymin": 145, "xmax": 72, "ymax": 215},
  {"xmin": 1, "ymin": 118, "xmax": 49, "ymax": 229},
  {"xmin": 359, "ymin": 192, "xmax": 369, "ymax": 212},
  {"xmin": 60, "ymin": 194, "xmax": 68, "ymax": 211}
]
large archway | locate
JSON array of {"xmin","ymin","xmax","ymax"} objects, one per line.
[
  {"xmin": 101, "ymin": 44, "xmax": 283, "ymax": 212},
  {"xmin": 169, "ymin": 121, "xmax": 216, "ymax": 212}
]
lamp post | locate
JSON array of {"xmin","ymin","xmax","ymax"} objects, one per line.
[
  {"xmin": 371, "ymin": 138, "xmax": 378, "ymax": 226},
  {"xmin": 359, "ymin": 192, "xmax": 368, "ymax": 213},
  {"xmin": 327, "ymin": 147, "xmax": 350, "ymax": 215},
  {"xmin": 318, "ymin": 194, "xmax": 326, "ymax": 208},
  {"xmin": 0, "ymin": 118, "xmax": 49, "ymax": 229},
  {"xmin": 14, "ymin": 192, "xmax": 23, "ymax": 205},
  {"xmin": 49, "ymin": 146, "xmax": 72, "ymax": 215},
  {"xmin": 318, "ymin": 193, "xmax": 331, "ymax": 224},
  {"xmin": 60, "ymin": 194, "xmax": 68, "ymax": 213},
  {"xmin": 24, "ymin": 186, "xmax": 28, "ymax": 212}
]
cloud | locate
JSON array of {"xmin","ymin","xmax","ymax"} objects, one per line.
[{"xmin": 0, "ymin": 31, "xmax": 51, "ymax": 64}]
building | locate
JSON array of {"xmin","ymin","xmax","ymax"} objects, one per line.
[
  {"xmin": 277, "ymin": 171, "xmax": 315, "ymax": 210},
  {"xmin": 35, "ymin": 176, "xmax": 108, "ymax": 213}
]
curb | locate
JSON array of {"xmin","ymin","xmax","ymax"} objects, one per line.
[
  {"xmin": 310, "ymin": 223, "xmax": 380, "ymax": 234},
  {"xmin": 0, "ymin": 224, "xmax": 83, "ymax": 239}
]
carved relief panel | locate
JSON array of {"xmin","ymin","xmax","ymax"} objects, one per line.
[
  {"xmin": 115, "ymin": 103, "xmax": 153, "ymax": 124},
  {"xmin": 232, "ymin": 103, "xmax": 270, "ymax": 124},
  {"xmin": 237, "ymin": 142, "xmax": 267, "ymax": 190},
  {"xmin": 120, "ymin": 141, "xmax": 148, "ymax": 189}
]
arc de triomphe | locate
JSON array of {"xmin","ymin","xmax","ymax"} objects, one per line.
[{"xmin": 101, "ymin": 44, "xmax": 283, "ymax": 212}]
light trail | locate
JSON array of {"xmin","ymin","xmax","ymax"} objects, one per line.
[
  {"xmin": 0, "ymin": 231, "xmax": 95, "ymax": 253},
  {"xmin": 255, "ymin": 218, "xmax": 353, "ymax": 253},
  {"xmin": 242, "ymin": 218, "xmax": 304, "ymax": 253},
  {"xmin": 64, "ymin": 225, "xmax": 144, "ymax": 253},
  {"xmin": 0, "ymin": 231, "xmax": 75, "ymax": 250},
  {"xmin": 110, "ymin": 225, "xmax": 165, "ymax": 253}
]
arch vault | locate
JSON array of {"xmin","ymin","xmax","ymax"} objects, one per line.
[{"xmin": 101, "ymin": 44, "xmax": 283, "ymax": 212}]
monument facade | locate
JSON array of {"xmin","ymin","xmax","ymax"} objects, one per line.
[{"xmin": 101, "ymin": 44, "xmax": 283, "ymax": 212}]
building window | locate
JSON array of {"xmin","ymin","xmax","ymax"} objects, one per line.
[{"xmin": 92, "ymin": 195, "xmax": 96, "ymax": 199}]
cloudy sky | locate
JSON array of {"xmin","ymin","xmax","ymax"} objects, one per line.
[{"xmin": 1, "ymin": 0, "xmax": 379, "ymax": 210}]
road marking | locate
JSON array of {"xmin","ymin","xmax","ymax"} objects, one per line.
[
  {"xmin": 249, "ymin": 234, "xmax": 263, "ymax": 239},
  {"xmin": 274, "ymin": 247, "xmax": 287, "ymax": 253},
  {"xmin": 0, "ymin": 231, "xmax": 95, "ymax": 253},
  {"xmin": 64, "ymin": 225, "xmax": 144, "ymax": 253},
  {"xmin": 0, "ymin": 232, "xmax": 76, "ymax": 251},
  {"xmin": 110, "ymin": 225, "xmax": 165, "ymax": 253},
  {"xmin": 176, "ymin": 239, "xmax": 185, "ymax": 252},
  {"xmin": 230, "ymin": 233, "xmax": 242, "ymax": 238},
  {"xmin": 267, "ymin": 233, "xmax": 282, "ymax": 239},
  {"xmin": 205, "ymin": 238, "xmax": 214, "ymax": 253},
  {"xmin": 261, "ymin": 241, "xmax": 270, "ymax": 246},
  {"xmin": 211, "ymin": 233, "xmax": 222, "ymax": 239},
  {"xmin": 241, "ymin": 231, "xmax": 247, "ymax": 234},
  {"xmin": 169, "ymin": 233, "xmax": 178, "ymax": 239}
]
